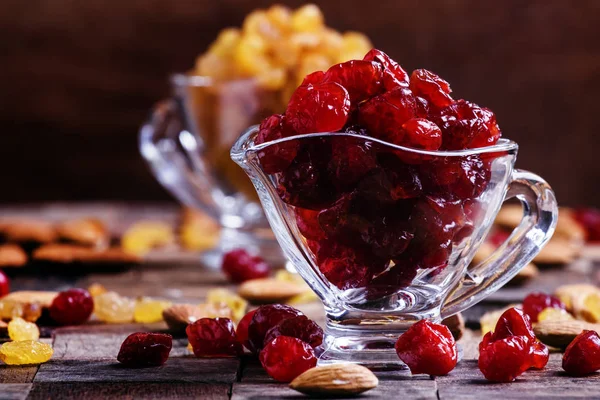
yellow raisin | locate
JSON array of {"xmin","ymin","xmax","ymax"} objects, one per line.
[
  {"xmin": 256, "ymin": 67, "xmax": 287, "ymax": 90},
  {"xmin": 209, "ymin": 28, "xmax": 242, "ymax": 57},
  {"xmin": 291, "ymin": 4, "xmax": 325, "ymax": 33},
  {"xmin": 180, "ymin": 213, "xmax": 220, "ymax": 252},
  {"xmin": 275, "ymin": 270, "xmax": 317, "ymax": 305},
  {"xmin": 0, "ymin": 341, "xmax": 53, "ymax": 365},
  {"xmin": 206, "ymin": 289, "xmax": 247, "ymax": 323},
  {"xmin": 266, "ymin": 5, "xmax": 292, "ymax": 33},
  {"xmin": 583, "ymin": 292, "xmax": 600, "ymax": 322},
  {"xmin": 7, "ymin": 317, "xmax": 39, "ymax": 341},
  {"xmin": 94, "ymin": 292, "xmax": 135, "ymax": 323},
  {"xmin": 0, "ymin": 300, "xmax": 42, "ymax": 322},
  {"xmin": 336, "ymin": 31, "xmax": 373, "ymax": 63},
  {"xmin": 121, "ymin": 221, "xmax": 174, "ymax": 256},
  {"xmin": 537, "ymin": 307, "xmax": 574, "ymax": 322},
  {"xmin": 87, "ymin": 283, "xmax": 108, "ymax": 298},
  {"xmin": 133, "ymin": 297, "xmax": 173, "ymax": 324},
  {"xmin": 234, "ymin": 34, "xmax": 271, "ymax": 76}
]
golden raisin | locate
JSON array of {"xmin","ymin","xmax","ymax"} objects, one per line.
[
  {"xmin": 0, "ymin": 341, "xmax": 53, "ymax": 365},
  {"xmin": 7, "ymin": 317, "xmax": 40, "ymax": 341},
  {"xmin": 206, "ymin": 288, "xmax": 247, "ymax": 323},
  {"xmin": 94, "ymin": 292, "xmax": 135, "ymax": 323},
  {"xmin": 121, "ymin": 221, "xmax": 174, "ymax": 256},
  {"xmin": 133, "ymin": 297, "xmax": 173, "ymax": 324}
]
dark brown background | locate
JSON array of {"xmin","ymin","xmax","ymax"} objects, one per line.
[{"xmin": 1, "ymin": 0, "xmax": 599, "ymax": 205}]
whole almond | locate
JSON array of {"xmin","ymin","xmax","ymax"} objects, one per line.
[
  {"xmin": 1, "ymin": 291, "xmax": 58, "ymax": 307},
  {"xmin": 442, "ymin": 313, "xmax": 465, "ymax": 340},
  {"xmin": 533, "ymin": 238, "xmax": 580, "ymax": 265},
  {"xmin": 290, "ymin": 364, "xmax": 378, "ymax": 396},
  {"xmin": 238, "ymin": 278, "xmax": 306, "ymax": 303},
  {"xmin": 162, "ymin": 303, "xmax": 232, "ymax": 332},
  {"xmin": 554, "ymin": 284, "xmax": 599, "ymax": 311},
  {"xmin": 534, "ymin": 319, "xmax": 600, "ymax": 348}
]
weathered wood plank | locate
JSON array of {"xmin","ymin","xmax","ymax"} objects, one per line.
[
  {"xmin": 0, "ymin": 366, "xmax": 38, "ymax": 385},
  {"xmin": 0, "ymin": 384, "xmax": 31, "ymax": 400},
  {"xmin": 34, "ymin": 358, "xmax": 239, "ymax": 384},
  {"xmin": 27, "ymin": 382, "xmax": 228, "ymax": 400}
]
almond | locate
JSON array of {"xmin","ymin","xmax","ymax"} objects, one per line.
[
  {"xmin": 442, "ymin": 312, "xmax": 465, "ymax": 340},
  {"xmin": 1, "ymin": 291, "xmax": 58, "ymax": 307},
  {"xmin": 533, "ymin": 237, "xmax": 581, "ymax": 265},
  {"xmin": 162, "ymin": 303, "xmax": 232, "ymax": 332},
  {"xmin": 0, "ymin": 244, "xmax": 27, "ymax": 268},
  {"xmin": 238, "ymin": 278, "xmax": 306, "ymax": 303},
  {"xmin": 56, "ymin": 218, "xmax": 109, "ymax": 248},
  {"xmin": 290, "ymin": 364, "xmax": 378, "ymax": 396},
  {"xmin": 534, "ymin": 319, "xmax": 600, "ymax": 348},
  {"xmin": 554, "ymin": 284, "xmax": 599, "ymax": 311},
  {"xmin": 0, "ymin": 291, "xmax": 58, "ymax": 322}
]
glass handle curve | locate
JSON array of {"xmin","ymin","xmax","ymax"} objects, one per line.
[
  {"xmin": 138, "ymin": 100, "xmax": 220, "ymax": 220},
  {"xmin": 441, "ymin": 169, "xmax": 558, "ymax": 319}
]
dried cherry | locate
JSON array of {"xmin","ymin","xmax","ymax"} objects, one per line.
[
  {"xmin": 254, "ymin": 114, "xmax": 298, "ymax": 174},
  {"xmin": 363, "ymin": 49, "xmax": 409, "ymax": 89},
  {"xmin": 562, "ymin": 330, "xmax": 600, "ymax": 376},
  {"xmin": 395, "ymin": 320, "xmax": 457, "ymax": 375},
  {"xmin": 247, "ymin": 304, "xmax": 303, "ymax": 353},
  {"xmin": 401, "ymin": 118, "xmax": 442, "ymax": 151},
  {"xmin": 186, "ymin": 318, "xmax": 242, "ymax": 357},
  {"xmin": 409, "ymin": 69, "xmax": 453, "ymax": 110},
  {"xmin": 117, "ymin": 332, "xmax": 172, "ymax": 367},
  {"xmin": 49, "ymin": 288, "xmax": 94, "ymax": 326},
  {"xmin": 0, "ymin": 270, "xmax": 9, "ymax": 297},
  {"xmin": 285, "ymin": 82, "xmax": 350, "ymax": 134},
  {"xmin": 478, "ymin": 333, "xmax": 533, "ymax": 382},
  {"xmin": 259, "ymin": 336, "xmax": 317, "ymax": 382},
  {"xmin": 358, "ymin": 87, "xmax": 417, "ymax": 145},
  {"xmin": 295, "ymin": 208, "xmax": 326, "ymax": 240},
  {"xmin": 522, "ymin": 292, "xmax": 565, "ymax": 323},
  {"xmin": 323, "ymin": 60, "xmax": 383, "ymax": 104},
  {"xmin": 434, "ymin": 100, "xmax": 500, "ymax": 150},
  {"xmin": 236, "ymin": 309, "xmax": 256, "ymax": 351},
  {"xmin": 572, "ymin": 207, "xmax": 600, "ymax": 242},
  {"xmin": 263, "ymin": 315, "xmax": 323, "ymax": 348},
  {"xmin": 222, "ymin": 249, "xmax": 270, "ymax": 283}
]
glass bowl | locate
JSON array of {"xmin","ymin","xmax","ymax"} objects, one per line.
[
  {"xmin": 231, "ymin": 126, "xmax": 558, "ymax": 368},
  {"xmin": 139, "ymin": 74, "xmax": 288, "ymax": 265}
]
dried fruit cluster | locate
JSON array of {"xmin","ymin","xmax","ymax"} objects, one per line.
[{"xmin": 256, "ymin": 49, "xmax": 502, "ymax": 297}]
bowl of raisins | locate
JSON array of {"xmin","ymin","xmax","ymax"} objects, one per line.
[{"xmin": 231, "ymin": 49, "xmax": 559, "ymax": 368}]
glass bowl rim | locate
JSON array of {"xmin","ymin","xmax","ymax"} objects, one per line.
[
  {"xmin": 234, "ymin": 125, "xmax": 518, "ymax": 158},
  {"xmin": 170, "ymin": 73, "xmax": 257, "ymax": 88}
]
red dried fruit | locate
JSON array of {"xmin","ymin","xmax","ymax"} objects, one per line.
[
  {"xmin": 358, "ymin": 87, "xmax": 417, "ymax": 145},
  {"xmin": 488, "ymin": 229, "xmax": 510, "ymax": 247},
  {"xmin": 357, "ymin": 155, "xmax": 423, "ymax": 203},
  {"xmin": 434, "ymin": 100, "xmax": 501, "ymax": 150},
  {"xmin": 478, "ymin": 333, "xmax": 533, "ymax": 382},
  {"xmin": 247, "ymin": 304, "xmax": 304, "ymax": 353},
  {"xmin": 409, "ymin": 69, "xmax": 453, "ymax": 110},
  {"xmin": 522, "ymin": 292, "xmax": 566, "ymax": 323},
  {"xmin": 360, "ymin": 216, "xmax": 414, "ymax": 259},
  {"xmin": 277, "ymin": 159, "xmax": 335, "ymax": 210},
  {"xmin": 400, "ymin": 118, "xmax": 442, "ymax": 151},
  {"xmin": 49, "ymin": 288, "xmax": 94, "ymax": 326},
  {"xmin": 117, "ymin": 332, "xmax": 172, "ymax": 367},
  {"xmin": 186, "ymin": 318, "xmax": 242, "ymax": 357},
  {"xmin": 363, "ymin": 49, "xmax": 409, "ymax": 90},
  {"xmin": 0, "ymin": 270, "xmax": 10, "ymax": 297},
  {"xmin": 264, "ymin": 315, "xmax": 324, "ymax": 348},
  {"xmin": 421, "ymin": 156, "xmax": 491, "ymax": 200},
  {"xmin": 327, "ymin": 136, "xmax": 377, "ymax": 189},
  {"xmin": 562, "ymin": 330, "xmax": 600, "ymax": 376},
  {"xmin": 301, "ymin": 70, "xmax": 325, "ymax": 86},
  {"xmin": 492, "ymin": 307, "xmax": 536, "ymax": 342},
  {"xmin": 236, "ymin": 309, "xmax": 257, "ymax": 351},
  {"xmin": 255, "ymin": 114, "xmax": 298, "ymax": 174},
  {"xmin": 572, "ymin": 207, "xmax": 600, "ymax": 242},
  {"xmin": 259, "ymin": 336, "xmax": 317, "ymax": 382},
  {"xmin": 367, "ymin": 262, "xmax": 418, "ymax": 299},
  {"xmin": 395, "ymin": 320, "xmax": 457, "ymax": 375},
  {"xmin": 531, "ymin": 340, "xmax": 549, "ymax": 369},
  {"xmin": 221, "ymin": 249, "xmax": 270, "ymax": 283},
  {"xmin": 295, "ymin": 208, "xmax": 326, "ymax": 241},
  {"xmin": 285, "ymin": 82, "xmax": 350, "ymax": 134},
  {"xmin": 323, "ymin": 60, "xmax": 383, "ymax": 104},
  {"xmin": 316, "ymin": 240, "xmax": 383, "ymax": 290}
]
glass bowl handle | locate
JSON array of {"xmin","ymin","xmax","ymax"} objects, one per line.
[
  {"xmin": 441, "ymin": 169, "xmax": 558, "ymax": 319},
  {"xmin": 138, "ymin": 99, "xmax": 220, "ymax": 220}
]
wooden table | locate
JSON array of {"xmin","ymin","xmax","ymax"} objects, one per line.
[{"xmin": 1, "ymin": 204, "xmax": 599, "ymax": 400}]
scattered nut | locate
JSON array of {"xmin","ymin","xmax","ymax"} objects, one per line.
[
  {"xmin": 290, "ymin": 363, "xmax": 378, "ymax": 396},
  {"xmin": 238, "ymin": 278, "xmax": 306, "ymax": 303},
  {"xmin": 56, "ymin": 218, "xmax": 109, "ymax": 248},
  {"xmin": 0, "ymin": 244, "xmax": 27, "ymax": 267},
  {"xmin": 534, "ymin": 319, "xmax": 600, "ymax": 348},
  {"xmin": 442, "ymin": 313, "xmax": 465, "ymax": 341},
  {"xmin": 0, "ymin": 291, "xmax": 58, "ymax": 322},
  {"xmin": 33, "ymin": 244, "xmax": 140, "ymax": 264},
  {"xmin": 533, "ymin": 238, "xmax": 581, "ymax": 265},
  {"xmin": 179, "ymin": 208, "xmax": 220, "ymax": 251},
  {"xmin": 554, "ymin": 284, "xmax": 599, "ymax": 312},
  {"xmin": 1, "ymin": 220, "xmax": 56, "ymax": 244},
  {"xmin": 162, "ymin": 303, "xmax": 232, "ymax": 332}
]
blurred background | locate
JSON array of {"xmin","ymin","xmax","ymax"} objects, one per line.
[{"xmin": 1, "ymin": 0, "xmax": 598, "ymax": 205}]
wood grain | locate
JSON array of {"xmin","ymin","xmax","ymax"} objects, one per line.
[
  {"xmin": 0, "ymin": 384, "xmax": 32, "ymax": 400},
  {"xmin": 27, "ymin": 382, "xmax": 229, "ymax": 400}
]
